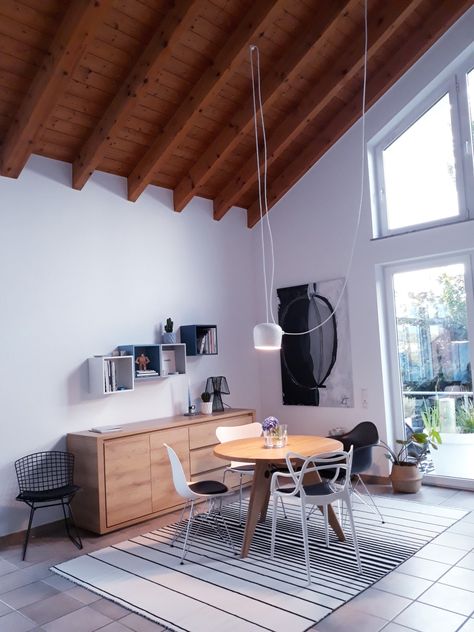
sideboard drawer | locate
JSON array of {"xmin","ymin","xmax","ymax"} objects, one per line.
[
  {"xmin": 190, "ymin": 445, "xmax": 229, "ymax": 475},
  {"xmin": 189, "ymin": 413, "xmax": 253, "ymax": 449}
]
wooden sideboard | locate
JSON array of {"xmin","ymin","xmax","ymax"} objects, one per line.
[{"xmin": 67, "ymin": 408, "xmax": 256, "ymax": 534}]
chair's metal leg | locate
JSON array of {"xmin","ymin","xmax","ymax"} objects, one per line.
[
  {"xmin": 300, "ymin": 502, "xmax": 311, "ymax": 585},
  {"xmin": 22, "ymin": 505, "xmax": 35, "ymax": 561},
  {"xmin": 323, "ymin": 504, "xmax": 329, "ymax": 548},
  {"xmin": 180, "ymin": 501, "xmax": 195, "ymax": 564},
  {"xmin": 306, "ymin": 505, "xmax": 316, "ymax": 521},
  {"xmin": 271, "ymin": 494, "xmax": 278, "ymax": 558},
  {"xmin": 345, "ymin": 496, "xmax": 362, "ymax": 573},
  {"xmin": 280, "ymin": 496, "xmax": 287, "ymax": 519},
  {"xmin": 171, "ymin": 501, "xmax": 190, "ymax": 547},
  {"xmin": 354, "ymin": 476, "xmax": 385, "ymax": 523},
  {"xmin": 213, "ymin": 504, "xmax": 236, "ymax": 555},
  {"xmin": 220, "ymin": 470, "xmax": 229, "ymax": 515},
  {"xmin": 65, "ymin": 502, "xmax": 83, "ymax": 550}
]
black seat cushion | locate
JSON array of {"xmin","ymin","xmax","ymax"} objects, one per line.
[
  {"xmin": 16, "ymin": 484, "xmax": 80, "ymax": 503},
  {"xmin": 188, "ymin": 480, "xmax": 228, "ymax": 495},
  {"xmin": 300, "ymin": 481, "xmax": 334, "ymax": 496}
]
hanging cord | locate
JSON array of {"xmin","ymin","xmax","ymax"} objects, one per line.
[
  {"xmin": 251, "ymin": 0, "xmax": 369, "ymax": 335},
  {"xmin": 250, "ymin": 45, "xmax": 269, "ymax": 324}
]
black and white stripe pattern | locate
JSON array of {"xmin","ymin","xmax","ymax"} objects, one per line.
[{"xmin": 52, "ymin": 496, "xmax": 467, "ymax": 632}]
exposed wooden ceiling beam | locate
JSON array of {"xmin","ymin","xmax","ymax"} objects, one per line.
[
  {"xmin": 127, "ymin": 0, "xmax": 284, "ymax": 203},
  {"xmin": 212, "ymin": 0, "xmax": 419, "ymax": 221},
  {"xmin": 0, "ymin": 0, "xmax": 112, "ymax": 179},
  {"xmin": 72, "ymin": 0, "xmax": 201, "ymax": 191},
  {"xmin": 172, "ymin": 0, "xmax": 356, "ymax": 213},
  {"xmin": 246, "ymin": 0, "xmax": 473, "ymax": 228}
]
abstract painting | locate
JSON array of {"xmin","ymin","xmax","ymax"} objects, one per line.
[{"xmin": 277, "ymin": 279, "xmax": 353, "ymax": 407}]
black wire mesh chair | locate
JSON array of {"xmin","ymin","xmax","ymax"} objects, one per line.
[{"xmin": 14, "ymin": 451, "xmax": 83, "ymax": 560}]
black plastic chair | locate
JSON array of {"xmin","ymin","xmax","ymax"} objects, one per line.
[
  {"xmin": 335, "ymin": 421, "xmax": 384, "ymax": 523},
  {"xmin": 14, "ymin": 451, "xmax": 83, "ymax": 560}
]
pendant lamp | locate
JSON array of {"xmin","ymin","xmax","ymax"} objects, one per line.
[{"xmin": 250, "ymin": 0, "xmax": 368, "ymax": 352}]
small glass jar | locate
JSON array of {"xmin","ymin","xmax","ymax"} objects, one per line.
[{"xmin": 264, "ymin": 424, "xmax": 288, "ymax": 448}]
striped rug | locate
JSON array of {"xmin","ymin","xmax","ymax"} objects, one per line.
[{"xmin": 52, "ymin": 496, "xmax": 467, "ymax": 632}]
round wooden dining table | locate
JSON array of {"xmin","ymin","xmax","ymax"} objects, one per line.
[{"xmin": 214, "ymin": 434, "xmax": 344, "ymax": 557}]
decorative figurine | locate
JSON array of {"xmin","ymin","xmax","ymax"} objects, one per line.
[{"xmin": 135, "ymin": 353, "xmax": 150, "ymax": 371}]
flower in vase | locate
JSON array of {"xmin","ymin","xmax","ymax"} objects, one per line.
[{"xmin": 262, "ymin": 416, "xmax": 279, "ymax": 431}]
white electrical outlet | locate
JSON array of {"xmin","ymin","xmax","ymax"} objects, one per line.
[{"xmin": 361, "ymin": 388, "xmax": 368, "ymax": 408}]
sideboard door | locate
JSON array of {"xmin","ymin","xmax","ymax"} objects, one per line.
[
  {"xmin": 104, "ymin": 434, "xmax": 153, "ymax": 527},
  {"xmin": 150, "ymin": 427, "xmax": 189, "ymax": 513}
]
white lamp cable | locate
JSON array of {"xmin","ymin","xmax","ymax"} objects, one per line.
[{"xmin": 251, "ymin": 0, "xmax": 368, "ymax": 337}]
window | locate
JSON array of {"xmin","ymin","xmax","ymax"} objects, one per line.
[
  {"xmin": 371, "ymin": 53, "xmax": 474, "ymax": 237},
  {"xmin": 384, "ymin": 256, "xmax": 474, "ymax": 482}
]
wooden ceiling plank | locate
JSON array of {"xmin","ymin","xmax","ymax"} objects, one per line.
[
  {"xmin": 127, "ymin": 0, "xmax": 285, "ymax": 203},
  {"xmin": 213, "ymin": 0, "xmax": 421, "ymax": 221},
  {"xmin": 72, "ymin": 0, "xmax": 202, "ymax": 190},
  {"xmin": 172, "ymin": 0, "xmax": 355, "ymax": 213},
  {"xmin": 0, "ymin": 0, "xmax": 113, "ymax": 179},
  {"xmin": 246, "ymin": 0, "xmax": 473, "ymax": 228}
]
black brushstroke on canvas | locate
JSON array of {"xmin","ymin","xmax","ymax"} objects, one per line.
[{"xmin": 278, "ymin": 283, "xmax": 338, "ymax": 406}]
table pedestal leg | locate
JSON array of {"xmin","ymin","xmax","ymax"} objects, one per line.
[{"xmin": 241, "ymin": 462, "xmax": 270, "ymax": 557}]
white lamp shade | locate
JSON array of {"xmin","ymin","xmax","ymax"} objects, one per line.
[{"xmin": 253, "ymin": 323, "xmax": 283, "ymax": 350}]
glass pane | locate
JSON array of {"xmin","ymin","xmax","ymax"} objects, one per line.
[
  {"xmin": 383, "ymin": 94, "xmax": 459, "ymax": 230},
  {"xmin": 393, "ymin": 263, "xmax": 474, "ymax": 480},
  {"xmin": 467, "ymin": 67, "xmax": 474, "ymax": 171}
]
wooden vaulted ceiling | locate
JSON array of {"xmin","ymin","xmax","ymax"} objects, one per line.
[{"xmin": 0, "ymin": 0, "xmax": 471, "ymax": 227}]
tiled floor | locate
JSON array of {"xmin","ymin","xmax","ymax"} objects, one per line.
[{"xmin": 0, "ymin": 484, "xmax": 473, "ymax": 631}]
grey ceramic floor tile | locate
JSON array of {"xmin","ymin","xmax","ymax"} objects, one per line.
[
  {"xmin": 0, "ymin": 599, "xmax": 14, "ymax": 616},
  {"xmin": 20, "ymin": 592, "xmax": 84, "ymax": 625},
  {"xmin": 41, "ymin": 605, "xmax": 112, "ymax": 631},
  {"xmin": 458, "ymin": 551, "xmax": 474, "ymax": 570},
  {"xmin": 374, "ymin": 571, "xmax": 433, "ymax": 599},
  {"xmin": 96, "ymin": 623, "xmax": 134, "ymax": 632},
  {"xmin": 394, "ymin": 602, "xmax": 466, "ymax": 632},
  {"xmin": 41, "ymin": 575, "xmax": 75, "ymax": 591},
  {"xmin": 418, "ymin": 582, "xmax": 474, "ymax": 616},
  {"xmin": 0, "ymin": 562, "xmax": 53, "ymax": 595},
  {"xmin": 441, "ymin": 492, "xmax": 474, "ymax": 511},
  {"xmin": 64, "ymin": 585, "xmax": 102, "ymax": 605},
  {"xmin": 90, "ymin": 597, "xmax": 131, "ymax": 620},
  {"xmin": 119, "ymin": 612, "xmax": 168, "ymax": 631},
  {"xmin": 380, "ymin": 624, "xmax": 416, "ymax": 632},
  {"xmin": 0, "ymin": 610, "xmax": 37, "ymax": 631},
  {"xmin": 459, "ymin": 619, "xmax": 474, "ymax": 632},
  {"xmin": 439, "ymin": 566, "xmax": 474, "ymax": 591},
  {"xmin": 344, "ymin": 587, "xmax": 411, "ymax": 620},
  {"xmin": 1, "ymin": 580, "xmax": 59, "ymax": 608},
  {"xmin": 432, "ymin": 531, "xmax": 474, "ymax": 551},
  {"xmin": 447, "ymin": 521, "xmax": 474, "ymax": 537},
  {"xmin": 414, "ymin": 542, "xmax": 467, "ymax": 565},
  {"xmin": 396, "ymin": 557, "xmax": 450, "ymax": 581},
  {"xmin": 0, "ymin": 558, "xmax": 20, "ymax": 576},
  {"xmin": 314, "ymin": 606, "xmax": 387, "ymax": 632}
]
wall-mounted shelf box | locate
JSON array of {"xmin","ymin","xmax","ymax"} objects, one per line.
[
  {"xmin": 118, "ymin": 343, "xmax": 187, "ymax": 382},
  {"xmin": 88, "ymin": 355, "xmax": 134, "ymax": 396},
  {"xmin": 88, "ymin": 344, "xmax": 186, "ymax": 395},
  {"xmin": 180, "ymin": 325, "xmax": 218, "ymax": 356}
]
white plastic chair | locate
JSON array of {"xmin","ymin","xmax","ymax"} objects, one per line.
[
  {"xmin": 270, "ymin": 447, "xmax": 362, "ymax": 584},
  {"xmin": 216, "ymin": 422, "xmax": 287, "ymax": 524},
  {"xmin": 164, "ymin": 444, "xmax": 235, "ymax": 563}
]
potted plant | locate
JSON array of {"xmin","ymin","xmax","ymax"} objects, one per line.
[
  {"xmin": 200, "ymin": 391, "xmax": 213, "ymax": 415},
  {"xmin": 163, "ymin": 317, "xmax": 176, "ymax": 344},
  {"xmin": 380, "ymin": 427, "xmax": 442, "ymax": 493}
]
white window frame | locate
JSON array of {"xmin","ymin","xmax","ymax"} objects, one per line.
[
  {"xmin": 381, "ymin": 252, "xmax": 474, "ymax": 488},
  {"xmin": 370, "ymin": 52, "xmax": 474, "ymax": 239}
]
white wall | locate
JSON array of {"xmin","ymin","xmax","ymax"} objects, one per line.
[
  {"xmin": 0, "ymin": 156, "xmax": 261, "ymax": 536},
  {"xmin": 255, "ymin": 8, "xmax": 474, "ymax": 476}
]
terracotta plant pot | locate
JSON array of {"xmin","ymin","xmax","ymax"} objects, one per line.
[{"xmin": 390, "ymin": 463, "xmax": 423, "ymax": 493}]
